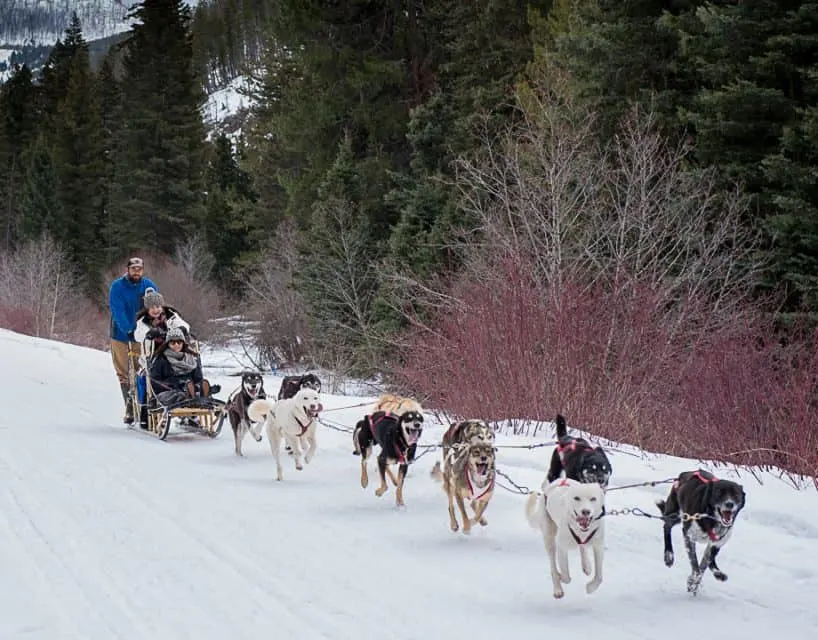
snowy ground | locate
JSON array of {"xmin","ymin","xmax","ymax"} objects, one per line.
[
  {"xmin": 1, "ymin": 328, "xmax": 817, "ymax": 640},
  {"xmin": 202, "ymin": 75, "xmax": 252, "ymax": 141}
]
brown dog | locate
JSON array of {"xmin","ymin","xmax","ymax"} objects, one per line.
[
  {"xmin": 432, "ymin": 442, "xmax": 496, "ymax": 534},
  {"xmin": 441, "ymin": 419, "xmax": 494, "ymax": 462},
  {"xmin": 371, "ymin": 393, "xmax": 423, "ymax": 416}
]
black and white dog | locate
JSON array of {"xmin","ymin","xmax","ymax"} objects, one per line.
[
  {"xmin": 547, "ymin": 414, "xmax": 612, "ymax": 488},
  {"xmin": 657, "ymin": 469, "xmax": 746, "ymax": 595},
  {"xmin": 225, "ymin": 372, "xmax": 267, "ymax": 456},
  {"xmin": 278, "ymin": 373, "xmax": 322, "ymax": 400},
  {"xmin": 352, "ymin": 410, "xmax": 424, "ymax": 508}
]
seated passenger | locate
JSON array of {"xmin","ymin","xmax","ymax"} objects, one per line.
[
  {"xmin": 149, "ymin": 327, "xmax": 219, "ymax": 405},
  {"xmin": 134, "ymin": 288, "xmax": 191, "ymax": 367}
]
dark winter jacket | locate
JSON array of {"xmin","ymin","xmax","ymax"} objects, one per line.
[
  {"xmin": 108, "ymin": 275, "xmax": 159, "ymax": 342},
  {"xmin": 149, "ymin": 344, "xmax": 203, "ymax": 392}
]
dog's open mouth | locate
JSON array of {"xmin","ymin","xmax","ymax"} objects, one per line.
[
  {"xmin": 575, "ymin": 514, "xmax": 592, "ymax": 530},
  {"xmin": 306, "ymin": 404, "xmax": 323, "ymax": 418},
  {"xmin": 475, "ymin": 462, "xmax": 489, "ymax": 475},
  {"xmin": 719, "ymin": 508, "xmax": 735, "ymax": 525}
]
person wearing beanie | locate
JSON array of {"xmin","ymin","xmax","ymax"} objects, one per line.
[
  {"xmin": 108, "ymin": 256, "xmax": 159, "ymax": 424},
  {"xmin": 148, "ymin": 327, "xmax": 219, "ymax": 408},
  {"xmin": 133, "ymin": 287, "xmax": 191, "ymax": 366}
]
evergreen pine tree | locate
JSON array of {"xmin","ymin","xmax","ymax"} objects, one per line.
[
  {"xmin": 203, "ymin": 133, "xmax": 256, "ymax": 284},
  {"xmin": 108, "ymin": 0, "xmax": 207, "ymax": 255},
  {"xmin": 0, "ymin": 64, "xmax": 38, "ymax": 249}
]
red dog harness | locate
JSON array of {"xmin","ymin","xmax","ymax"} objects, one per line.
[
  {"xmin": 465, "ymin": 467, "xmax": 495, "ymax": 501},
  {"xmin": 293, "ymin": 414, "xmax": 313, "ymax": 436}
]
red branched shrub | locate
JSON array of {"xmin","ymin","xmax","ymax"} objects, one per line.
[
  {"xmin": 395, "ymin": 256, "xmax": 818, "ymax": 481},
  {"xmin": 53, "ymin": 306, "xmax": 111, "ymax": 350},
  {"xmin": 0, "ymin": 306, "xmax": 36, "ymax": 335}
]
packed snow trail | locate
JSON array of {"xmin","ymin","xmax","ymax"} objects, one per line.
[{"xmin": 1, "ymin": 330, "xmax": 817, "ymax": 640}]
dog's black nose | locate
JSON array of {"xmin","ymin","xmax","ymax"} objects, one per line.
[
  {"xmin": 581, "ymin": 508, "xmax": 591, "ymax": 517},
  {"xmin": 725, "ymin": 501, "xmax": 735, "ymax": 509}
]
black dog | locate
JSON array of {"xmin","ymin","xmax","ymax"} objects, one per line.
[
  {"xmin": 657, "ymin": 469, "xmax": 746, "ymax": 595},
  {"xmin": 278, "ymin": 373, "xmax": 322, "ymax": 399},
  {"xmin": 546, "ymin": 414, "xmax": 612, "ymax": 487},
  {"xmin": 352, "ymin": 410, "xmax": 424, "ymax": 507},
  {"xmin": 226, "ymin": 372, "xmax": 267, "ymax": 456}
]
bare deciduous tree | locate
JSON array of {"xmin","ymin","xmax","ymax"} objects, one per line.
[
  {"xmin": 0, "ymin": 234, "xmax": 86, "ymax": 339},
  {"xmin": 173, "ymin": 233, "xmax": 216, "ymax": 284},
  {"xmin": 304, "ymin": 197, "xmax": 386, "ymax": 373},
  {"xmin": 454, "ymin": 79, "xmax": 760, "ymax": 321},
  {"xmin": 242, "ymin": 218, "xmax": 312, "ymax": 367}
]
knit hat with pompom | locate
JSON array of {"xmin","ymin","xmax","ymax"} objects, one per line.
[{"xmin": 143, "ymin": 288, "xmax": 164, "ymax": 309}]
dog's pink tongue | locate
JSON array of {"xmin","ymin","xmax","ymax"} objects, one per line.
[{"xmin": 577, "ymin": 516, "xmax": 591, "ymax": 530}]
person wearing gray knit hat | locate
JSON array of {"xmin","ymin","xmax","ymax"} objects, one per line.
[
  {"xmin": 134, "ymin": 289, "xmax": 192, "ymax": 369},
  {"xmin": 142, "ymin": 287, "xmax": 164, "ymax": 309},
  {"xmin": 150, "ymin": 326, "xmax": 220, "ymax": 405}
]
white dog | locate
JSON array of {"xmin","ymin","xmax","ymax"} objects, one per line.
[
  {"xmin": 247, "ymin": 388, "xmax": 323, "ymax": 481},
  {"xmin": 525, "ymin": 477, "xmax": 606, "ymax": 599}
]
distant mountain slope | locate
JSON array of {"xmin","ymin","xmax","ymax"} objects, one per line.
[{"xmin": 0, "ymin": 0, "xmax": 132, "ymax": 47}]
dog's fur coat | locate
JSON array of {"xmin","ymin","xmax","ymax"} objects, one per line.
[
  {"xmin": 226, "ymin": 372, "xmax": 267, "ymax": 456},
  {"xmin": 440, "ymin": 419, "xmax": 494, "ymax": 463},
  {"xmin": 353, "ymin": 410, "xmax": 424, "ymax": 507},
  {"xmin": 277, "ymin": 373, "xmax": 322, "ymax": 456},
  {"xmin": 248, "ymin": 388, "xmax": 323, "ymax": 481},
  {"xmin": 656, "ymin": 469, "xmax": 746, "ymax": 595},
  {"xmin": 371, "ymin": 393, "xmax": 423, "ymax": 416},
  {"xmin": 525, "ymin": 477, "xmax": 606, "ymax": 599},
  {"xmin": 431, "ymin": 441, "xmax": 496, "ymax": 535},
  {"xmin": 277, "ymin": 373, "xmax": 322, "ymax": 400},
  {"xmin": 547, "ymin": 414, "xmax": 612, "ymax": 488}
]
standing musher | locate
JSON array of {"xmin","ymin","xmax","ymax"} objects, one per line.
[{"xmin": 109, "ymin": 257, "xmax": 159, "ymax": 423}]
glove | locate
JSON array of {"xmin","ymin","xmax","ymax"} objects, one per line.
[
  {"xmin": 127, "ymin": 331, "xmax": 135, "ymax": 341},
  {"xmin": 146, "ymin": 327, "xmax": 164, "ymax": 340}
]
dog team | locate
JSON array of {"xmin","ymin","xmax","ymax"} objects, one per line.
[{"xmin": 225, "ymin": 372, "xmax": 747, "ymax": 599}]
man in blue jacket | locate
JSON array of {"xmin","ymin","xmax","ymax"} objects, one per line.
[{"xmin": 109, "ymin": 257, "xmax": 159, "ymax": 423}]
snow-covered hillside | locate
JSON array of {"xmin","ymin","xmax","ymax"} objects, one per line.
[
  {"xmin": 202, "ymin": 74, "xmax": 252, "ymax": 140},
  {"xmin": 1, "ymin": 328, "xmax": 816, "ymax": 639},
  {"xmin": 0, "ymin": 0, "xmax": 131, "ymax": 47}
]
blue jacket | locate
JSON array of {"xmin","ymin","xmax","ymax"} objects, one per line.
[{"xmin": 109, "ymin": 275, "xmax": 159, "ymax": 342}]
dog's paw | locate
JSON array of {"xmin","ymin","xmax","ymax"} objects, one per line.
[
  {"xmin": 253, "ymin": 434, "xmax": 262, "ymax": 442},
  {"xmin": 686, "ymin": 572, "xmax": 702, "ymax": 595},
  {"xmin": 664, "ymin": 550, "xmax": 675, "ymax": 567},
  {"xmin": 553, "ymin": 589, "xmax": 564, "ymax": 599},
  {"xmin": 295, "ymin": 463, "xmax": 303, "ymax": 471},
  {"xmin": 478, "ymin": 517, "xmax": 488, "ymax": 527},
  {"xmin": 713, "ymin": 570, "xmax": 728, "ymax": 582},
  {"xmin": 450, "ymin": 521, "xmax": 459, "ymax": 533},
  {"xmin": 586, "ymin": 579, "xmax": 601, "ymax": 595},
  {"xmin": 375, "ymin": 487, "xmax": 386, "ymax": 497}
]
